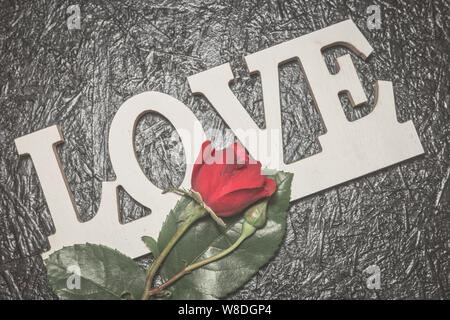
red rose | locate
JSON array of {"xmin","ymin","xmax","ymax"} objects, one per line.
[{"xmin": 191, "ymin": 140, "xmax": 276, "ymax": 217}]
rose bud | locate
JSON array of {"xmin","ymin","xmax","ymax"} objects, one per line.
[
  {"xmin": 191, "ymin": 140, "xmax": 276, "ymax": 217},
  {"xmin": 244, "ymin": 199, "xmax": 268, "ymax": 229}
]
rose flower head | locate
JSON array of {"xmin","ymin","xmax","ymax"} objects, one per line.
[{"xmin": 191, "ymin": 140, "xmax": 276, "ymax": 217}]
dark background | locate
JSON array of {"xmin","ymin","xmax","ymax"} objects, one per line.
[{"xmin": 0, "ymin": 0, "xmax": 448, "ymax": 299}]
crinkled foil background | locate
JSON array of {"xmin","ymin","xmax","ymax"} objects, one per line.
[{"xmin": 0, "ymin": 0, "xmax": 449, "ymax": 299}]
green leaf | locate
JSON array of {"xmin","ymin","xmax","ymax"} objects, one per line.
[
  {"xmin": 45, "ymin": 243, "xmax": 146, "ymax": 300},
  {"xmin": 157, "ymin": 170, "xmax": 293, "ymax": 299},
  {"xmin": 141, "ymin": 236, "xmax": 160, "ymax": 258}
]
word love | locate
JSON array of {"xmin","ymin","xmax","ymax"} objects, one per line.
[{"xmin": 15, "ymin": 20, "xmax": 423, "ymax": 258}]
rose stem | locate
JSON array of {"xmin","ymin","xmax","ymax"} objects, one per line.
[
  {"xmin": 147, "ymin": 222, "xmax": 256, "ymax": 298},
  {"xmin": 141, "ymin": 201, "xmax": 206, "ymax": 300}
]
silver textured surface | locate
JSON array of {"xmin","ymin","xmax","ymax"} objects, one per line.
[{"xmin": 0, "ymin": 0, "xmax": 449, "ymax": 299}]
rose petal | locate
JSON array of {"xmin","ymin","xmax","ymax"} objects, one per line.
[{"xmin": 207, "ymin": 177, "xmax": 277, "ymax": 217}]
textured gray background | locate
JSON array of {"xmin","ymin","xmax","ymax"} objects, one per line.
[{"xmin": 0, "ymin": 0, "xmax": 449, "ymax": 299}]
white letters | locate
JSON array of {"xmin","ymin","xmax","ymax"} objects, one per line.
[
  {"xmin": 15, "ymin": 20, "xmax": 423, "ymax": 258},
  {"xmin": 189, "ymin": 19, "xmax": 423, "ymax": 200},
  {"xmin": 15, "ymin": 92, "xmax": 205, "ymax": 258}
]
